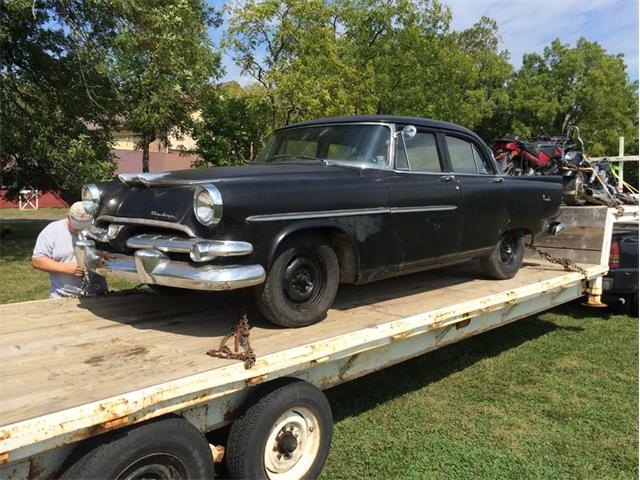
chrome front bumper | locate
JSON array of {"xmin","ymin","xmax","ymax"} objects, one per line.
[{"xmin": 74, "ymin": 237, "xmax": 266, "ymax": 291}]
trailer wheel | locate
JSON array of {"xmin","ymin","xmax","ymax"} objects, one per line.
[
  {"xmin": 481, "ymin": 230, "xmax": 525, "ymax": 280},
  {"xmin": 226, "ymin": 378, "xmax": 332, "ymax": 480},
  {"xmin": 60, "ymin": 416, "xmax": 214, "ymax": 480}
]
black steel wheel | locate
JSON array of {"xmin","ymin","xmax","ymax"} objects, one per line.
[
  {"xmin": 226, "ymin": 378, "xmax": 333, "ymax": 480},
  {"xmin": 59, "ymin": 417, "xmax": 214, "ymax": 480},
  {"xmin": 255, "ymin": 233, "xmax": 339, "ymax": 328},
  {"xmin": 563, "ymin": 172, "xmax": 587, "ymax": 206},
  {"xmin": 481, "ymin": 231, "xmax": 525, "ymax": 280}
]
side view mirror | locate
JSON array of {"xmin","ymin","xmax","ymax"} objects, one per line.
[
  {"xmin": 402, "ymin": 125, "xmax": 417, "ymax": 140},
  {"xmin": 395, "ymin": 125, "xmax": 417, "ymax": 140}
]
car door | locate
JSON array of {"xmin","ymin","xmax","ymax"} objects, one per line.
[
  {"xmin": 385, "ymin": 128, "xmax": 463, "ymax": 272},
  {"xmin": 444, "ymin": 134, "xmax": 508, "ymax": 254}
]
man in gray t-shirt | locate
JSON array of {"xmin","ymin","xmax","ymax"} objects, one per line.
[{"xmin": 32, "ymin": 202, "xmax": 107, "ymax": 298}]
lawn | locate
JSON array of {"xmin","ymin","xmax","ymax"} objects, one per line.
[
  {"xmin": 321, "ymin": 305, "xmax": 638, "ymax": 479},
  {"xmin": 0, "ymin": 222, "xmax": 637, "ymax": 478},
  {"xmin": 0, "ymin": 207, "xmax": 67, "ymax": 219}
]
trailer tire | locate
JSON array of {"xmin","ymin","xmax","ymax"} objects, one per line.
[
  {"xmin": 59, "ymin": 416, "xmax": 214, "ymax": 480},
  {"xmin": 226, "ymin": 378, "xmax": 332, "ymax": 480},
  {"xmin": 481, "ymin": 231, "xmax": 525, "ymax": 280}
]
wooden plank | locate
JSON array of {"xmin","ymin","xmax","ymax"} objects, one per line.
[
  {"xmin": 525, "ymin": 206, "xmax": 609, "ymax": 265},
  {"xmin": 526, "ymin": 246, "xmax": 601, "ymax": 265},
  {"xmin": 533, "ymin": 226, "xmax": 605, "ymax": 250},
  {"xmin": 0, "ymin": 261, "xmax": 594, "ymax": 428}
]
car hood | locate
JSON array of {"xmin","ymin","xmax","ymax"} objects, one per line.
[{"xmin": 117, "ymin": 163, "xmax": 361, "ymax": 186}]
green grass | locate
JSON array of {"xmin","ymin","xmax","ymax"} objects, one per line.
[
  {"xmin": 0, "ymin": 207, "xmax": 67, "ymax": 218},
  {"xmin": 1, "ymin": 222, "xmax": 637, "ymax": 478},
  {"xmin": 321, "ymin": 306, "xmax": 638, "ymax": 479},
  {"xmin": 0, "ymin": 220, "xmax": 138, "ymax": 303}
]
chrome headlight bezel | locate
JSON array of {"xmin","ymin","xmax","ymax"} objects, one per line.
[
  {"xmin": 193, "ymin": 184, "xmax": 223, "ymax": 226},
  {"xmin": 81, "ymin": 184, "xmax": 101, "ymax": 216}
]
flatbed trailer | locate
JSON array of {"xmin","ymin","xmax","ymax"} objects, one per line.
[{"xmin": 0, "ymin": 206, "xmax": 628, "ymax": 480}]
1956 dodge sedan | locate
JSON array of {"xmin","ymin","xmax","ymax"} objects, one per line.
[{"xmin": 77, "ymin": 116, "xmax": 565, "ymax": 327}]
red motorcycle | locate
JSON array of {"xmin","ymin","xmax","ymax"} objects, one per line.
[{"xmin": 492, "ymin": 135, "xmax": 566, "ymax": 176}]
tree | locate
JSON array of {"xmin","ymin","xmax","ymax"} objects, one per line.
[
  {"xmin": 1, "ymin": 1, "xmax": 118, "ymax": 203},
  {"xmin": 505, "ymin": 38, "xmax": 638, "ymax": 156},
  {"xmin": 193, "ymin": 83, "xmax": 271, "ymax": 166},
  {"xmin": 225, "ymin": 0, "xmax": 353, "ymax": 128},
  {"xmin": 110, "ymin": 0, "xmax": 222, "ymax": 172},
  {"xmin": 224, "ymin": 0, "xmax": 512, "ymax": 133}
]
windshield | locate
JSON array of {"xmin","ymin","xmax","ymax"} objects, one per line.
[{"xmin": 255, "ymin": 124, "xmax": 391, "ymax": 167}]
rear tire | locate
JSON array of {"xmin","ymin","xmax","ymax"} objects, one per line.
[
  {"xmin": 481, "ymin": 231, "xmax": 525, "ymax": 280},
  {"xmin": 60, "ymin": 417, "xmax": 214, "ymax": 480},
  {"xmin": 563, "ymin": 172, "xmax": 587, "ymax": 206},
  {"xmin": 226, "ymin": 378, "xmax": 333, "ymax": 480},
  {"xmin": 255, "ymin": 234, "xmax": 339, "ymax": 328}
]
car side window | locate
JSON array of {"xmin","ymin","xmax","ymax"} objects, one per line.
[
  {"xmin": 446, "ymin": 135, "xmax": 487, "ymax": 174},
  {"xmin": 395, "ymin": 131, "xmax": 442, "ymax": 172},
  {"xmin": 471, "ymin": 144, "xmax": 490, "ymax": 174}
]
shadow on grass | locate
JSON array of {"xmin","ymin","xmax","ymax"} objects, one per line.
[{"xmin": 324, "ymin": 313, "xmax": 586, "ymax": 422}]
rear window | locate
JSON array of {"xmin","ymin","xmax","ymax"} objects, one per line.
[{"xmin": 446, "ymin": 136, "xmax": 491, "ymax": 174}]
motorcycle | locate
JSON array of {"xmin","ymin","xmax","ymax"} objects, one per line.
[
  {"xmin": 492, "ymin": 126, "xmax": 637, "ymax": 206},
  {"xmin": 492, "ymin": 135, "xmax": 566, "ymax": 176}
]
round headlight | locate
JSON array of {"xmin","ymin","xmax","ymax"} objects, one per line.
[
  {"xmin": 81, "ymin": 184, "xmax": 101, "ymax": 216},
  {"xmin": 193, "ymin": 185, "xmax": 223, "ymax": 226}
]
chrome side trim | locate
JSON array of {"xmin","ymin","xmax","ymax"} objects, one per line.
[
  {"xmin": 246, "ymin": 205, "xmax": 457, "ymax": 222},
  {"xmin": 389, "ymin": 205, "xmax": 458, "ymax": 213},
  {"xmin": 246, "ymin": 207, "xmax": 389, "ymax": 222},
  {"xmin": 97, "ymin": 215, "xmax": 197, "ymax": 237}
]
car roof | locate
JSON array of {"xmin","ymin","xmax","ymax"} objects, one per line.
[{"xmin": 278, "ymin": 115, "xmax": 476, "ymax": 137}]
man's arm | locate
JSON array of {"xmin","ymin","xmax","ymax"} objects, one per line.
[{"xmin": 32, "ymin": 256, "xmax": 83, "ymax": 276}]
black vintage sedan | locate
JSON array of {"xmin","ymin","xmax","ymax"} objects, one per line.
[{"xmin": 77, "ymin": 116, "xmax": 565, "ymax": 327}]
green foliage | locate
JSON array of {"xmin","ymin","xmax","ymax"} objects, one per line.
[
  {"xmin": 193, "ymin": 84, "xmax": 271, "ymax": 166},
  {"xmin": 1, "ymin": 0, "xmax": 222, "ymax": 200},
  {"xmin": 224, "ymin": 0, "xmax": 513, "ymax": 134},
  {"xmin": 108, "ymin": 0, "xmax": 222, "ymax": 171},
  {"xmin": 223, "ymin": 1, "xmax": 636, "ymax": 170},
  {"xmin": 505, "ymin": 38, "xmax": 638, "ymax": 156},
  {"xmin": 1, "ymin": 0, "xmax": 118, "ymax": 203}
]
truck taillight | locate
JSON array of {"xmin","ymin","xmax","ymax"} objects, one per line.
[{"xmin": 609, "ymin": 240, "xmax": 620, "ymax": 268}]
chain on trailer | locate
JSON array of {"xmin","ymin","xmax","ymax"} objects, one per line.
[
  {"xmin": 206, "ymin": 311, "xmax": 256, "ymax": 369},
  {"xmin": 525, "ymin": 243, "xmax": 589, "ymax": 277}
]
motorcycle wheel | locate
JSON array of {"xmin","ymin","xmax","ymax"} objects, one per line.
[{"xmin": 563, "ymin": 171, "xmax": 587, "ymax": 206}]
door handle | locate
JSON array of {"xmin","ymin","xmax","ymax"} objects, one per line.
[
  {"xmin": 491, "ymin": 177, "xmax": 504, "ymax": 183},
  {"xmin": 439, "ymin": 175, "xmax": 455, "ymax": 183}
]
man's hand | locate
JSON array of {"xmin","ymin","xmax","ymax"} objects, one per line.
[
  {"xmin": 32, "ymin": 257, "xmax": 84, "ymax": 276},
  {"xmin": 64, "ymin": 263, "xmax": 84, "ymax": 277}
]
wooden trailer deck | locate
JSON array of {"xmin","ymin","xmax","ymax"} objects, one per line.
[{"xmin": 1, "ymin": 259, "xmax": 606, "ymax": 462}]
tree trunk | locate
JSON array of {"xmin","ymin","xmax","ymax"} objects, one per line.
[{"xmin": 142, "ymin": 139, "xmax": 150, "ymax": 173}]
